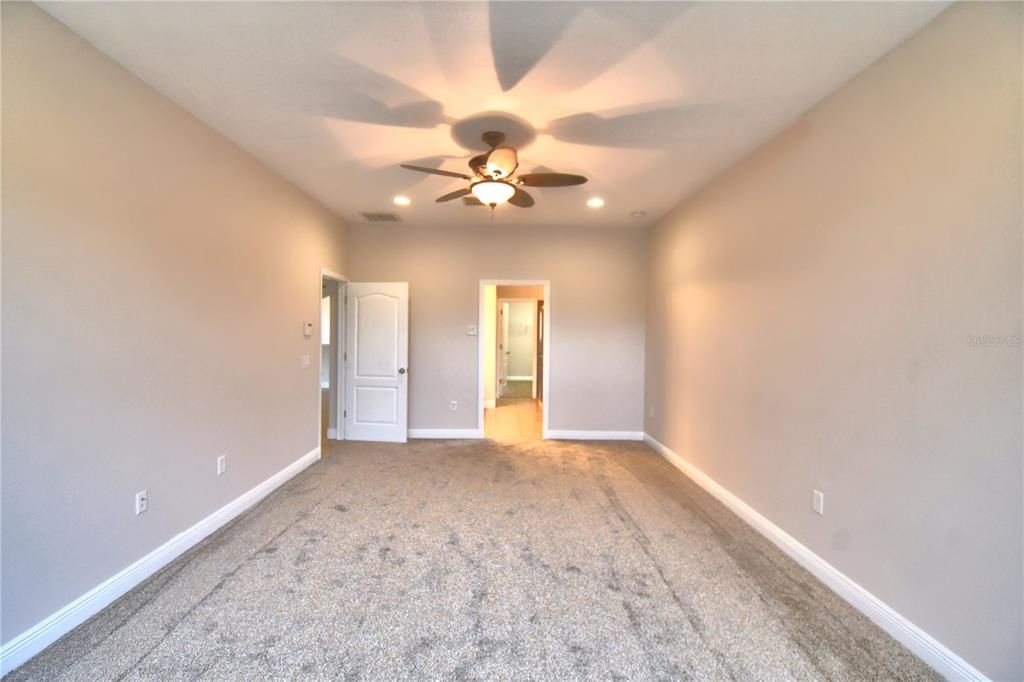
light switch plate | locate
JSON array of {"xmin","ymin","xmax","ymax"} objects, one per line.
[{"xmin": 302, "ymin": 321, "xmax": 314, "ymax": 338}]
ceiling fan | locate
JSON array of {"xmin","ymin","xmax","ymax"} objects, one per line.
[{"xmin": 400, "ymin": 131, "xmax": 587, "ymax": 209}]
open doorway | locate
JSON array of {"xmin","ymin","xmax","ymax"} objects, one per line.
[
  {"xmin": 319, "ymin": 270, "xmax": 347, "ymax": 450},
  {"xmin": 478, "ymin": 280, "xmax": 549, "ymax": 441}
]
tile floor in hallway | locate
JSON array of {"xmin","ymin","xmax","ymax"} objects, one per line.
[{"xmin": 485, "ymin": 382, "xmax": 542, "ymax": 441}]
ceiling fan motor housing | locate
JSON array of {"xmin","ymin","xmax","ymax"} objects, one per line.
[{"xmin": 481, "ymin": 130, "xmax": 506, "ymax": 148}]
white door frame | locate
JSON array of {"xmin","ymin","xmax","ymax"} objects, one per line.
[
  {"xmin": 319, "ymin": 268, "xmax": 348, "ymax": 446},
  {"xmin": 478, "ymin": 280, "xmax": 550, "ymax": 439}
]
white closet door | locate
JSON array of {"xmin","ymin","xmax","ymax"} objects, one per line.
[{"xmin": 344, "ymin": 282, "xmax": 408, "ymax": 442}]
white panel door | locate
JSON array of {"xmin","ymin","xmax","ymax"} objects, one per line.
[{"xmin": 345, "ymin": 282, "xmax": 409, "ymax": 442}]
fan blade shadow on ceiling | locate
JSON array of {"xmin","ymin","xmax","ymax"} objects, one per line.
[
  {"xmin": 488, "ymin": 2, "xmax": 693, "ymax": 93},
  {"xmin": 544, "ymin": 100, "xmax": 746, "ymax": 149},
  {"xmin": 298, "ymin": 51, "xmax": 451, "ymax": 128},
  {"xmin": 489, "ymin": 2, "xmax": 583, "ymax": 92}
]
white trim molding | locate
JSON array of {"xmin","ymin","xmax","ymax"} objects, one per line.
[
  {"xmin": 547, "ymin": 430, "xmax": 644, "ymax": 441},
  {"xmin": 642, "ymin": 434, "xmax": 990, "ymax": 682},
  {"xmin": 408, "ymin": 428, "xmax": 484, "ymax": 439},
  {"xmin": 483, "ymin": 399, "xmax": 496, "ymax": 409},
  {"xmin": 506, "ymin": 375, "xmax": 533, "ymax": 381},
  {"xmin": 0, "ymin": 447, "xmax": 322, "ymax": 677}
]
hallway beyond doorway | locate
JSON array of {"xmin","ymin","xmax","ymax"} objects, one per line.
[
  {"xmin": 499, "ymin": 380, "xmax": 532, "ymax": 399},
  {"xmin": 479, "ymin": 280, "xmax": 549, "ymax": 441}
]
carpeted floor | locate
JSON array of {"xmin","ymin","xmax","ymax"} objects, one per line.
[{"xmin": 7, "ymin": 439, "xmax": 939, "ymax": 681}]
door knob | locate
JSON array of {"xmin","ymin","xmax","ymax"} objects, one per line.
[{"xmin": 398, "ymin": 368, "xmax": 406, "ymax": 374}]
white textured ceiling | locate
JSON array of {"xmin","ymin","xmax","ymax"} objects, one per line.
[{"xmin": 41, "ymin": 1, "xmax": 946, "ymax": 228}]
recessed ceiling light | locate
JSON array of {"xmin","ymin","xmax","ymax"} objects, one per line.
[
  {"xmin": 587, "ymin": 197, "xmax": 605, "ymax": 209},
  {"xmin": 393, "ymin": 195, "xmax": 411, "ymax": 206}
]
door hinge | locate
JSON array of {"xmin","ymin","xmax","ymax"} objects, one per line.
[
  {"xmin": 344, "ymin": 352, "xmax": 347, "ymax": 361},
  {"xmin": 343, "ymin": 409, "xmax": 347, "ymax": 418}
]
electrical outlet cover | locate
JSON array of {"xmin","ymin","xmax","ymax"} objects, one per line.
[{"xmin": 135, "ymin": 490, "xmax": 148, "ymax": 515}]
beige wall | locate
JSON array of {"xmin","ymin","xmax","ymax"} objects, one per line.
[
  {"xmin": 348, "ymin": 224, "xmax": 645, "ymax": 433},
  {"xmin": 497, "ymin": 285, "xmax": 545, "ymax": 300},
  {"xmin": 644, "ymin": 3, "xmax": 1022, "ymax": 679},
  {"xmin": 1, "ymin": 4, "xmax": 348, "ymax": 641}
]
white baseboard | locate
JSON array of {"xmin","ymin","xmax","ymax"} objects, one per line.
[
  {"xmin": 484, "ymin": 399, "xmax": 496, "ymax": 409},
  {"xmin": 642, "ymin": 434, "xmax": 988, "ymax": 682},
  {"xmin": 0, "ymin": 446, "xmax": 322, "ymax": 676},
  {"xmin": 408, "ymin": 428, "xmax": 483, "ymax": 439},
  {"xmin": 506, "ymin": 375, "xmax": 532, "ymax": 381},
  {"xmin": 546, "ymin": 430, "xmax": 644, "ymax": 441},
  {"xmin": 326, "ymin": 427, "xmax": 337, "ymax": 439}
]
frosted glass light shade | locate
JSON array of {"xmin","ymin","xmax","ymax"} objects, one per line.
[
  {"xmin": 472, "ymin": 181, "xmax": 516, "ymax": 206},
  {"xmin": 485, "ymin": 147, "xmax": 518, "ymax": 178}
]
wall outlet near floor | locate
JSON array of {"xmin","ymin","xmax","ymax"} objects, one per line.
[
  {"xmin": 135, "ymin": 490, "xmax": 148, "ymax": 515},
  {"xmin": 217, "ymin": 455, "xmax": 226, "ymax": 476},
  {"xmin": 647, "ymin": 405, "xmax": 655, "ymax": 418},
  {"xmin": 300, "ymin": 354, "xmax": 311, "ymax": 368},
  {"xmin": 449, "ymin": 400, "xmax": 458, "ymax": 411},
  {"xmin": 812, "ymin": 489, "xmax": 825, "ymax": 515},
  {"xmin": 466, "ymin": 325, "xmax": 477, "ymax": 336}
]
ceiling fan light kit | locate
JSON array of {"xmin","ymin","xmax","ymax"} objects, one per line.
[
  {"xmin": 401, "ymin": 130, "xmax": 588, "ymax": 211},
  {"xmin": 471, "ymin": 180, "xmax": 516, "ymax": 207},
  {"xmin": 485, "ymin": 146, "xmax": 518, "ymax": 179}
]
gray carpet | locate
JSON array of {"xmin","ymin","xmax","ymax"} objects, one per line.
[{"xmin": 7, "ymin": 439, "xmax": 939, "ymax": 681}]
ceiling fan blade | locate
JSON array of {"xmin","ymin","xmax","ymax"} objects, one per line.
[
  {"xmin": 518, "ymin": 173, "xmax": 587, "ymax": 187},
  {"xmin": 508, "ymin": 187, "xmax": 535, "ymax": 208},
  {"xmin": 435, "ymin": 188, "xmax": 472, "ymax": 203},
  {"xmin": 401, "ymin": 164, "xmax": 472, "ymax": 180}
]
